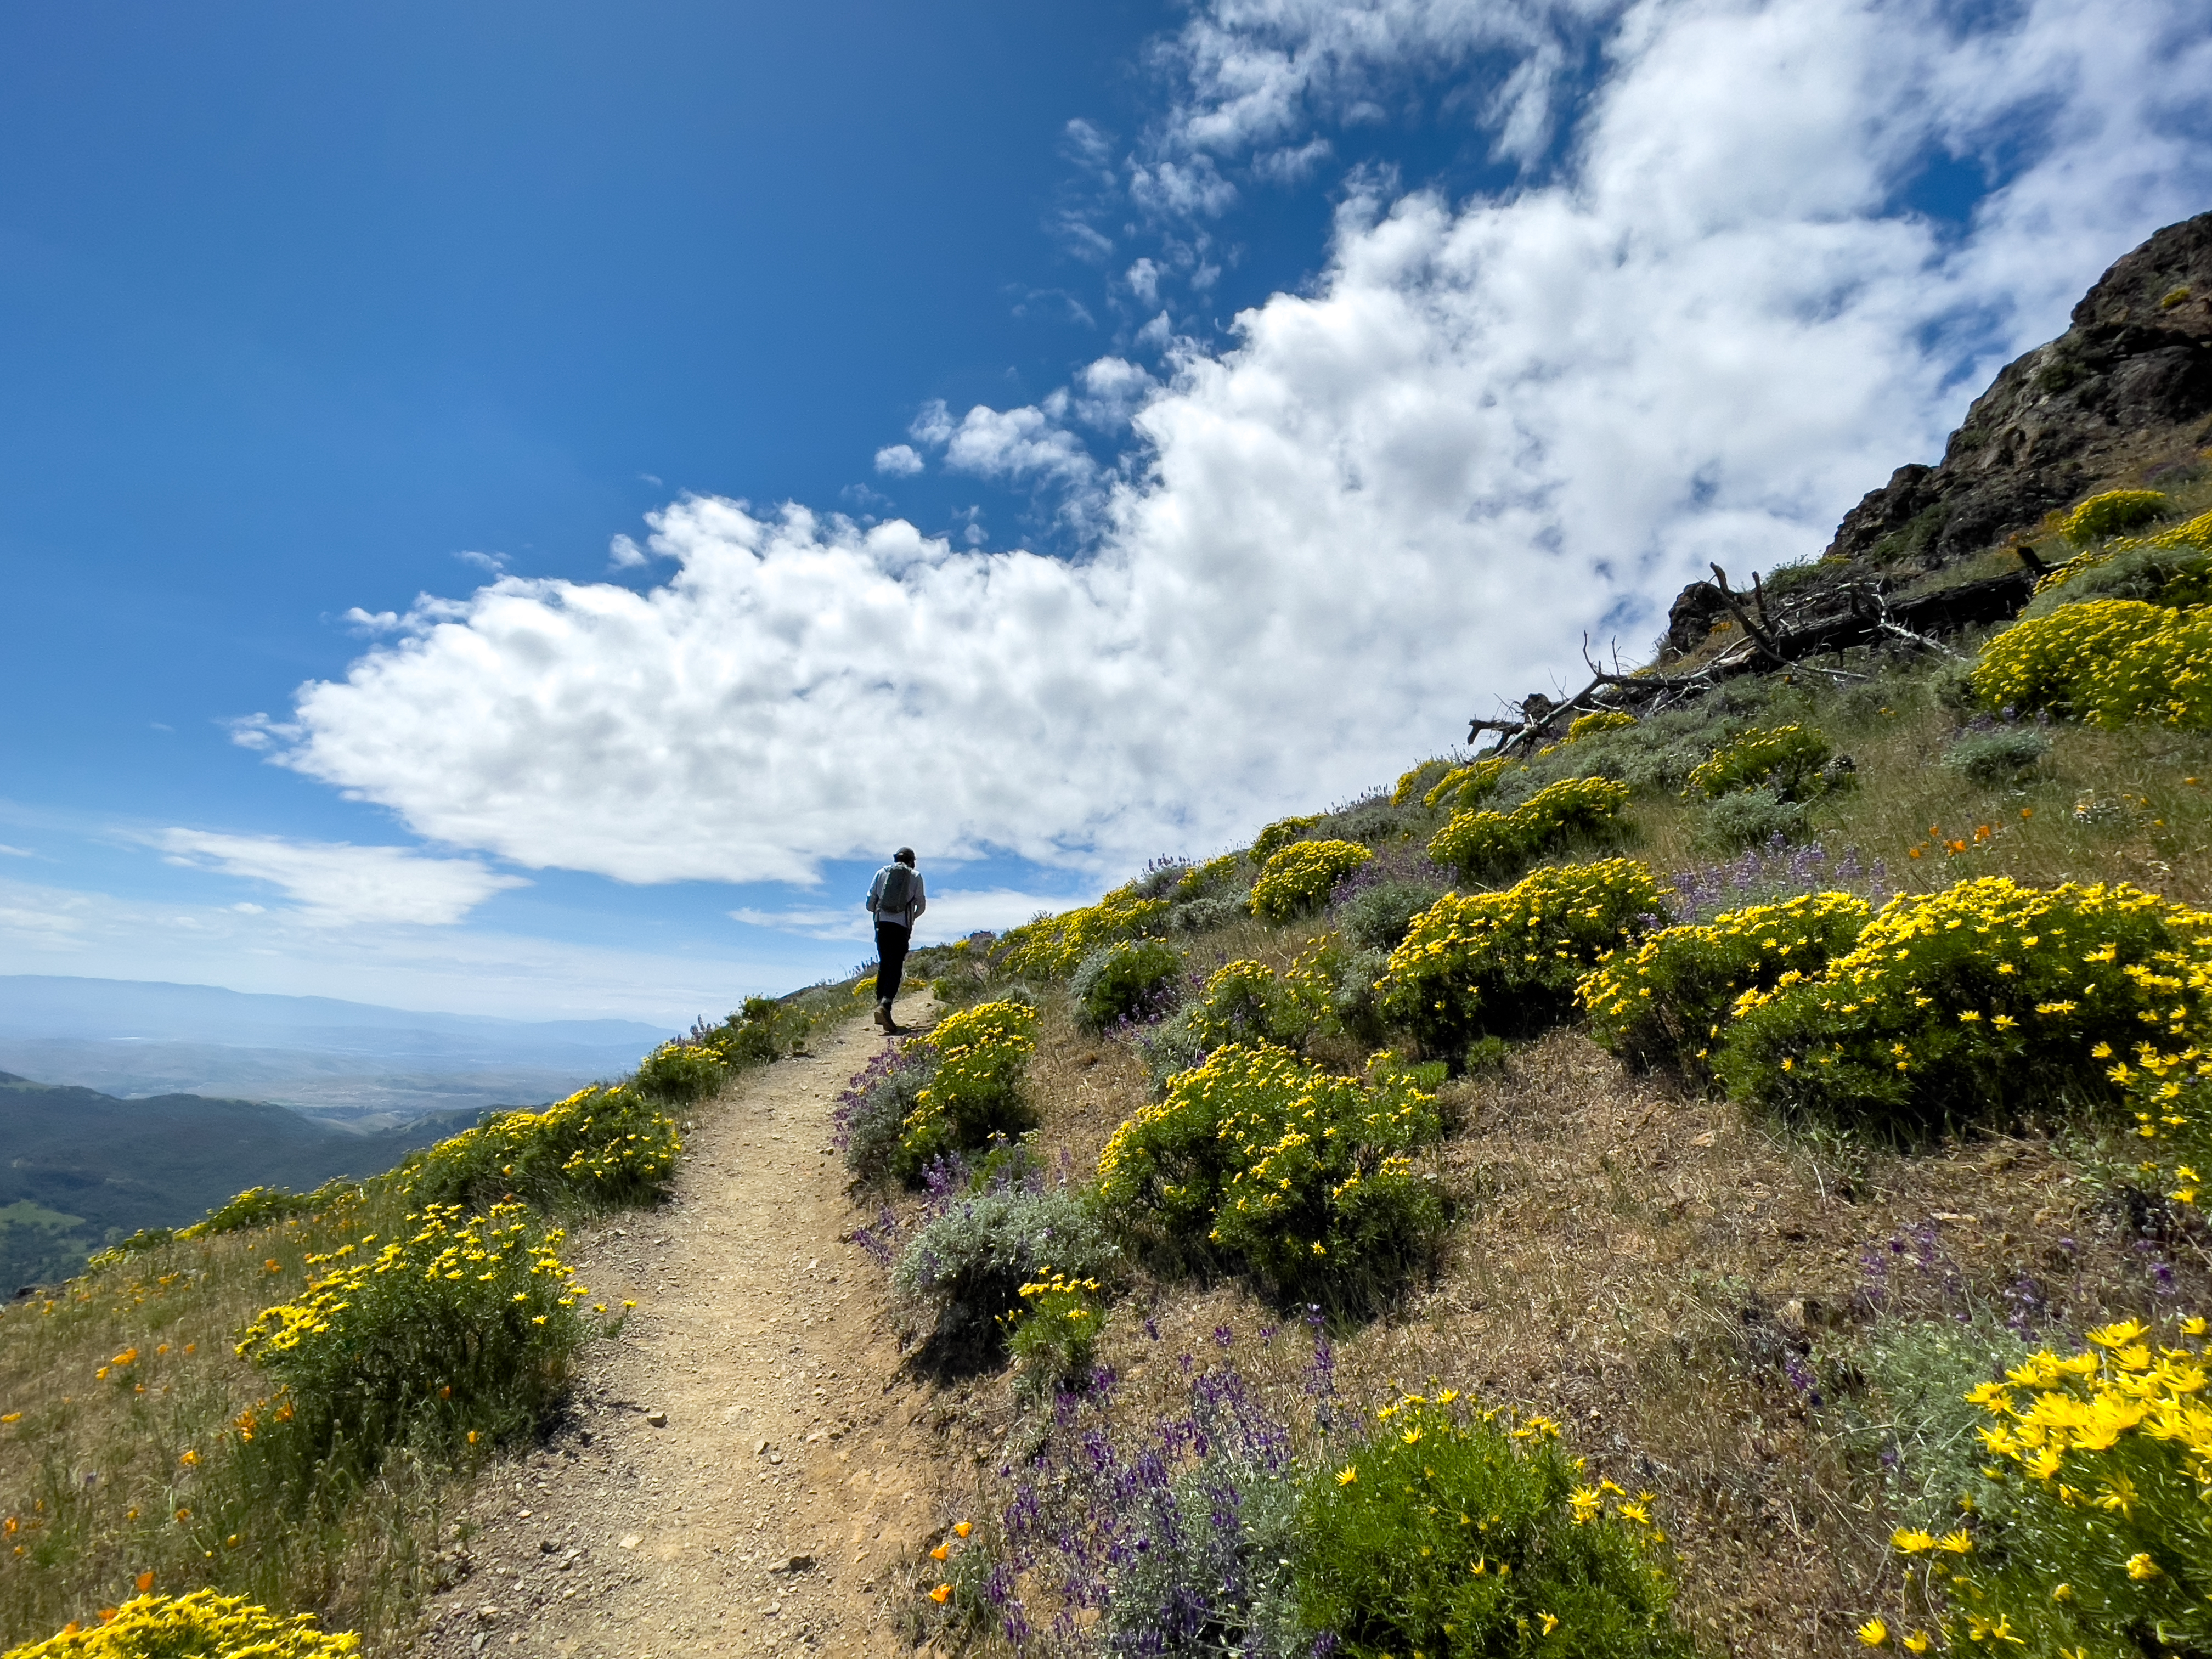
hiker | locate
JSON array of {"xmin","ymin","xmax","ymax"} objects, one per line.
[{"xmin": 864, "ymin": 847, "xmax": 926, "ymax": 1032}]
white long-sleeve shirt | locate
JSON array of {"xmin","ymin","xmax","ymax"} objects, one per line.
[{"xmin": 864, "ymin": 865, "xmax": 927, "ymax": 929}]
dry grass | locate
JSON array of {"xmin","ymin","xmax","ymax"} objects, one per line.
[
  {"xmin": 0, "ymin": 1203, "xmax": 463, "ymax": 1652},
  {"xmin": 932, "ymin": 1010, "xmax": 2203, "ymax": 1656}
]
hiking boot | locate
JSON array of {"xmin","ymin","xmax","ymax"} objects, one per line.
[{"xmin": 874, "ymin": 1000, "xmax": 894, "ymax": 1033}]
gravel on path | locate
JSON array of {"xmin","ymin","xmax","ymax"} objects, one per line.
[{"xmin": 417, "ymin": 1005, "xmax": 951, "ymax": 1659}]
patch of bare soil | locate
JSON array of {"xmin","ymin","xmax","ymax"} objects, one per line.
[{"xmin": 416, "ymin": 1003, "xmax": 951, "ymax": 1659}]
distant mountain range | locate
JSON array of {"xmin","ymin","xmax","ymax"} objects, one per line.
[
  {"xmin": 0, "ymin": 1070, "xmax": 492, "ymax": 1290},
  {"xmin": 0, "ymin": 974, "xmax": 673, "ymax": 1119}
]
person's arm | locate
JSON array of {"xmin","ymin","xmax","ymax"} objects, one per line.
[
  {"xmin": 865, "ymin": 869, "xmax": 884, "ymax": 912},
  {"xmin": 909, "ymin": 874, "xmax": 926, "ymax": 923}
]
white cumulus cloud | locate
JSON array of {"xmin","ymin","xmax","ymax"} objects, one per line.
[
  {"xmin": 873, "ymin": 443, "xmax": 925, "ymax": 477},
  {"xmin": 250, "ymin": 0, "xmax": 2212, "ymax": 893},
  {"xmin": 156, "ymin": 831, "xmax": 531, "ymax": 927}
]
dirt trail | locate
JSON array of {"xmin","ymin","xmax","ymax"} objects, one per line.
[{"xmin": 421, "ymin": 1005, "xmax": 947, "ymax": 1659}]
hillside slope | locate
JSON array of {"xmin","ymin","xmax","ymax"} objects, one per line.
[{"xmin": 0, "ymin": 1072, "xmax": 486, "ymax": 1288}]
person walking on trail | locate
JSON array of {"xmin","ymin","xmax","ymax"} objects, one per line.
[{"xmin": 864, "ymin": 848, "xmax": 926, "ymax": 1032}]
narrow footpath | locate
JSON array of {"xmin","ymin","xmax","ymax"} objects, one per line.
[{"xmin": 420, "ymin": 1004, "xmax": 948, "ymax": 1659}]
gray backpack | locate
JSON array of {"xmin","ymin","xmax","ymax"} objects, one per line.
[{"xmin": 878, "ymin": 863, "xmax": 914, "ymax": 915}]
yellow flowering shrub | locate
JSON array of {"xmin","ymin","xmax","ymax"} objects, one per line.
[
  {"xmin": 1251, "ymin": 814, "xmax": 1325, "ymax": 865},
  {"xmin": 1004, "ymin": 1271, "xmax": 1105, "ymax": 1392},
  {"xmin": 1178, "ymin": 946, "xmax": 1346, "ymax": 1055},
  {"xmin": 631, "ymin": 1039, "xmax": 727, "ymax": 1103},
  {"xmin": 1, "ymin": 1591, "xmax": 358, "ymax": 1658},
  {"xmin": 1686, "ymin": 723, "xmax": 1834, "ymax": 801},
  {"xmin": 1392, "ymin": 759, "xmax": 1454, "ymax": 806},
  {"xmin": 393, "ymin": 1083, "xmax": 681, "ymax": 1211},
  {"xmin": 1564, "ymin": 709, "xmax": 1638, "ymax": 744},
  {"xmin": 2033, "ymin": 507, "xmax": 2212, "ymax": 604},
  {"xmin": 1426, "ymin": 776, "xmax": 1633, "ymax": 880},
  {"xmin": 1290, "ymin": 1393, "xmax": 1692, "ymax": 1658},
  {"xmin": 996, "ymin": 884, "xmax": 1169, "ymax": 978},
  {"xmin": 1420, "ymin": 756, "xmax": 1515, "ymax": 812},
  {"xmin": 2061, "ymin": 488, "xmax": 2168, "ymax": 545},
  {"xmin": 1171, "ymin": 851, "xmax": 1246, "ymax": 899},
  {"xmin": 235, "ymin": 1199, "xmax": 588, "ymax": 1455},
  {"xmin": 1715, "ymin": 878, "xmax": 2212, "ymax": 1128},
  {"xmin": 1973, "ymin": 599, "xmax": 2212, "ymax": 729},
  {"xmin": 1094, "ymin": 1042, "xmax": 1444, "ymax": 1299},
  {"xmin": 1377, "ymin": 859, "xmax": 1664, "ymax": 1054},
  {"xmin": 1577, "ymin": 892, "xmax": 1872, "ymax": 1074},
  {"xmin": 1249, "ymin": 838, "xmax": 1374, "ymax": 922},
  {"xmin": 1880, "ymin": 1318, "xmax": 2212, "ymax": 1655},
  {"xmin": 893, "ymin": 999, "xmax": 1039, "ymax": 1177}
]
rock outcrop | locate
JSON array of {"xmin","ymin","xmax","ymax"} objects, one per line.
[{"xmin": 1822, "ymin": 211, "xmax": 2212, "ymax": 571}]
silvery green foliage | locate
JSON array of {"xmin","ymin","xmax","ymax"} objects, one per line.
[
  {"xmin": 1336, "ymin": 879, "xmax": 1447, "ymax": 951},
  {"xmin": 891, "ymin": 1182, "xmax": 1119, "ymax": 1343},
  {"xmin": 1169, "ymin": 895, "xmax": 1241, "ymax": 934},
  {"xmin": 1697, "ymin": 785, "xmax": 1807, "ymax": 852},
  {"xmin": 1137, "ymin": 1005, "xmax": 1209, "ymax": 1094},
  {"xmin": 1940, "ymin": 727, "xmax": 2051, "ymax": 785},
  {"xmin": 1071, "ymin": 938, "xmax": 1183, "ymax": 1033},
  {"xmin": 837, "ymin": 1044, "xmax": 937, "ymax": 1183},
  {"xmin": 1330, "ymin": 946, "xmax": 1393, "ymax": 1043}
]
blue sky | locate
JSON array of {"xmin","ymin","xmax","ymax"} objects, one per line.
[{"xmin": 3, "ymin": 0, "xmax": 2210, "ymax": 1025}]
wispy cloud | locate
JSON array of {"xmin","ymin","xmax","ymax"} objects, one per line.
[{"xmin": 155, "ymin": 830, "xmax": 530, "ymax": 927}]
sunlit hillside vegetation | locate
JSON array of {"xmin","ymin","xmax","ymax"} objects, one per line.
[
  {"xmin": 0, "ymin": 989, "xmax": 856, "ymax": 1657},
  {"xmin": 14, "ymin": 459, "xmax": 2212, "ymax": 1656},
  {"xmin": 840, "ymin": 479, "xmax": 2212, "ymax": 1656}
]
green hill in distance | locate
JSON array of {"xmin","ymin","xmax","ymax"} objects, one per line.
[{"xmin": 0, "ymin": 1070, "xmax": 495, "ymax": 1290}]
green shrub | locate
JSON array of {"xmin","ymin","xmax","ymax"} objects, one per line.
[
  {"xmin": 1249, "ymin": 838, "xmax": 1374, "ymax": 922},
  {"xmin": 235, "ymin": 1199, "xmax": 590, "ymax": 1459},
  {"xmin": 633, "ymin": 1040, "xmax": 727, "ymax": 1103},
  {"xmin": 1578, "ymin": 891, "xmax": 1872, "ymax": 1074},
  {"xmin": 2060, "ymin": 487, "xmax": 2166, "ymax": 544},
  {"xmin": 1094, "ymin": 1042, "xmax": 1445, "ymax": 1301},
  {"xmin": 889, "ymin": 1184, "xmax": 1119, "ymax": 1351},
  {"xmin": 1392, "ymin": 758, "xmax": 1454, "ymax": 806},
  {"xmin": 1003, "ymin": 1270, "xmax": 1107, "ymax": 1395},
  {"xmin": 1973, "ymin": 599, "xmax": 2212, "ymax": 730},
  {"xmin": 1940, "ymin": 728, "xmax": 2052, "ymax": 785},
  {"xmin": 1714, "ymin": 877, "xmax": 2207, "ymax": 1129},
  {"xmin": 1338, "ymin": 877, "xmax": 1452, "ymax": 950},
  {"xmin": 1696, "ymin": 785, "xmax": 1808, "ymax": 851},
  {"xmin": 1169, "ymin": 894, "xmax": 1242, "ymax": 933},
  {"xmin": 693, "ymin": 994, "xmax": 815, "ymax": 1066},
  {"xmin": 1426, "ymin": 776, "xmax": 1633, "ymax": 881},
  {"xmin": 1172, "ymin": 851, "xmax": 1248, "ymax": 899},
  {"xmin": 1179, "ymin": 947, "xmax": 1344, "ymax": 1056},
  {"xmin": 1686, "ymin": 723, "xmax": 1833, "ymax": 801},
  {"xmin": 1421, "ymin": 757, "xmax": 1514, "ymax": 812},
  {"xmin": 392, "ymin": 1084, "xmax": 681, "ymax": 1211},
  {"xmin": 2025, "ymin": 511, "xmax": 2212, "ymax": 616},
  {"xmin": 1378, "ymin": 859, "xmax": 1664, "ymax": 1054},
  {"xmin": 996, "ymin": 885, "xmax": 1170, "ymax": 978},
  {"xmin": 839, "ymin": 1042, "xmax": 937, "ymax": 1183},
  {"xmin": 1562, "ymin": 709, "xmax": 1638, "ymax": 744},
  {"xmin": 1070, "ymin": 938, "xmax": 1183, "ymax": 1032},
  {"xmin": 891, "ymin": 1000, "xmax": 1039, "ymax": 1178},
  {"xmin": 1291, "ymin": 1392, "xmax": 1694, "ymax": 1658},
  {"xmin": 1251, "ymin": 814, "xmax": 1324, "ymax": 865},
  {"xmin": 1878, "ymin": 1317, "xmax": 2212, "ymax": 1657}
]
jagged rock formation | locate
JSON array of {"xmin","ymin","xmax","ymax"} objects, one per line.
[
  {"xmin": 1825, "ymin": 211, "xmax": 2212, "ymax": 571},
  {"xmin": 1477, "ymin": 211, "xmax": 2212, "ymax": 747}
]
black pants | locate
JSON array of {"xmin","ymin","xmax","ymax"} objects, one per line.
[{"xmin": 874, "ymin": 920, "xmax": 911, "ymax": 1005}]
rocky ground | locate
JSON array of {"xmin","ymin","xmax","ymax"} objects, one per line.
[{"xmin": 417, "ymin": 1002, "xmax": 952, "ymax": 1659}]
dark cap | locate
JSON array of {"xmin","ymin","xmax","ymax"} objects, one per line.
[{"xmin": 895, "ymin": 848, "xmax": 916, "ymax": 866}]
